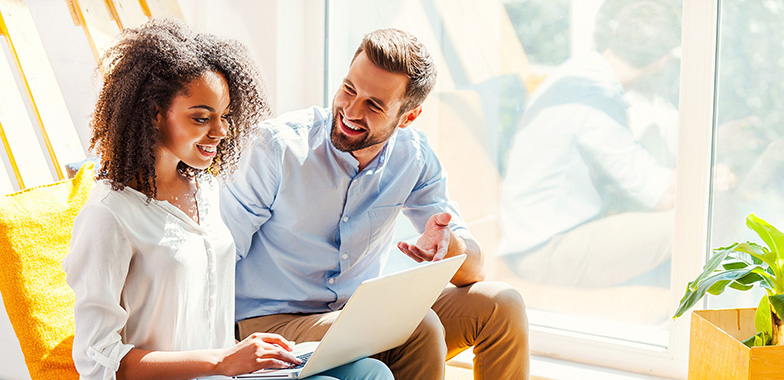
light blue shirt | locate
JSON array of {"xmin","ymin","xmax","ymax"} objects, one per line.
[{"xmin": 221, "ymin": 106, "xmax": 469, "ymax": 320}]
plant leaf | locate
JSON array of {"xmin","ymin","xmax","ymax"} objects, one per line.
[
  {"xmin": 707, "ymin": 280, "xmax": 730, "ymax": 295},
  {"xmin": 755, "ymin": 295, "xmax": 772, "ymax": 335},
  {"xmin": 722, "ymin": 259, "xmax": 749, "ymax": 270},
  {"xmin": 722, "ymin": 258, "xmax": 778, "ymax": 291},
  {"xmin": 742, "ymin": 331, "xmax": 771, "ymax": 347},
  {"xmin": 729, "ymin": 281, "xmax": 755, "ymax": 291},
  {"xmin": 732, "ymin": 242, "xmax": 775, "ymax": 270},
  {"xmin": 747, "ymin": 213, "xmax": 784, "ymax": 268},
  {"xmin": 769, "ymin": 294, "xmax": 784, "ymax": 320},
  {"xmin": 735, "ymin": 271, "xmax": 765, "ymax": 285},
  {"xmin": 687, "ymin": 244, "xmax": 740, "ymax": 292},
  {"xmin": 674, "ymin": 267, "xmax": 761, "ymax": 318}
]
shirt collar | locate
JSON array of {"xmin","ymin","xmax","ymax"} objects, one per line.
[{"xmin": 324, "ymin": 110, "xmax": 397, "ymax": 177}]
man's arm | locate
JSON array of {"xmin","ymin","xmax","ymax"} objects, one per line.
[
  {"xmin": 397, "ymin": 212, "xmax": 485, "ymax": 287},
  {"xmin": 219, "ymin": 127, "xmax": 279, "ymax": 261}
]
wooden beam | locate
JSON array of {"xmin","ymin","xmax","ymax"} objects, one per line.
[
  {"xmin": 108, "ymin": 0, "xmax": 148, "ymax": 29},
  {"xmin": 0, "ymin": 0, "xmax": 85, "ymax": 184}
]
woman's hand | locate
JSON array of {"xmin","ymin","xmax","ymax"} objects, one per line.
[{"xmin": 216, "ymin": 333, "xmax": 302, "ymax": 376}]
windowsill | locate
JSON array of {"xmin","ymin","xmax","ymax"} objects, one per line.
[{"xmin": 448, "ymin": 351, "xmax": 677, "ymax": 380}]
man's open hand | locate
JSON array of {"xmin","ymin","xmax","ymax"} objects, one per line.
[{"xmin": 397, "ymin": 212, "xmax": 452, "ymax": 262}]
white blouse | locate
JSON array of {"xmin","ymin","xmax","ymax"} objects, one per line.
[{"xmin": 64, "ymin": 176, "xmax": 235, "ymax": 380}]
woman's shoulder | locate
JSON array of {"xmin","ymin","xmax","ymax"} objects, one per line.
[{"xmin": 77, "ymin": 180, "xmax": 152, "ymax": 226}]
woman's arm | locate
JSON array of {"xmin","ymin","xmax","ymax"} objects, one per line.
[{"xmin": 117, "ymin": 333, "xmax": 302, "ymax": 380}]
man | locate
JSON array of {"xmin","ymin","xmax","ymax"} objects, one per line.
[{"xmin": 221, "ymin": 29, "xmax": 529, "ymax": 379}]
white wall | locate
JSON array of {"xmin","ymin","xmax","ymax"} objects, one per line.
[{"xmin": 183, "ymin": 0, "xmax": 326, "ymax": 114}]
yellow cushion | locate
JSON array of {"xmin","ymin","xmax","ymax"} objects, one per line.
[{"xmin": 0, "ymin": 162, "xmax": 95, "ymax": 380}]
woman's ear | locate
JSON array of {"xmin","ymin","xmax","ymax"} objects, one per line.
[{"xmin": 154, "ymin": 108, "xmax": 165, "ymax": 130}]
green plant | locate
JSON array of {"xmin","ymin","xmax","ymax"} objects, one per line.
[{"xmin": 674, "ymin": 213, "xmax": 784, "ymax": 347}]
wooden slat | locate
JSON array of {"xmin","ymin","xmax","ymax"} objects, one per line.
[
  {"xmin": 0, "ymin": 0, "xmax": 84, "ymax": 184},
  {"xmin": 0, "ymin": 126, "xmax": 18, "ymax": 194},
  {"xmin": 66, "ymin": 0, "xmax": 120, "ymax": 61},
  {"xmin": 108, "ymin": 0, "xmax": 148, "ymax": 29},
  {"xmin": 140, "ymin": 0, "xmax": 183, "ymax": 20},
  {"xmin": 0, "ymin": 48, "xmax": 53, "ymax": 191}
]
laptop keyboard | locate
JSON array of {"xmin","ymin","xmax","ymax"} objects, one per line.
[{"xmin": 289, "ymin": 351, "xmax": 312, "ymax": 370}]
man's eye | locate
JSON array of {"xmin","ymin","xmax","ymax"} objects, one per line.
[{"xmin": 344, "ymin": 86, "xmax": 356, "ymax": 95}]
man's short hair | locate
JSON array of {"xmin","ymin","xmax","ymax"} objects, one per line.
[
  {"xmin": 353, "ymin": 28, "xmax": 437, "ymax": 116},
  {"xmin": 594, "ymin": 0, "xmax": 682, "ymax": 68}
]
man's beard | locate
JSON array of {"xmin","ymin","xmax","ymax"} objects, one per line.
[{"xmin": 330, "ymin": 112, "xmax": 398, "ymax": 153}]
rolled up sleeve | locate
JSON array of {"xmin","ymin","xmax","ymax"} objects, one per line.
[
  {"xmin": 402, "ymin": 142, "xmax": 472, "ymax": 240},
  {"xmin": 63, "ymin": 203, "xmax": 134, "ymax": 380}
]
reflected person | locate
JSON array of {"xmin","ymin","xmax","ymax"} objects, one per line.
[{"xmin": 499, "ymin": 0, "xmax": 681, "ymax": 288}]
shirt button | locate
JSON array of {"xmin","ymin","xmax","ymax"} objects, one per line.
[
  {"xmin": 328, "ymin": 278, "xmax": 335, "ymax": 284},
  {"xmin": 342, "ymin": 254, "xmax": 348, "ymax": 260},
  {"xmin": 342, "ymin": 216, "xmax": 349, "ymax": 222}
]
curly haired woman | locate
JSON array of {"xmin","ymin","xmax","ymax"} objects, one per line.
[{"xmin": 63, "ymin": 19, "xmax": 392, "ymax": 380}]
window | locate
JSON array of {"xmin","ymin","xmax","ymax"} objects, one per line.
[{"xmin": 708, "ymin": 1, "xmax": 784, "ymax": 308}]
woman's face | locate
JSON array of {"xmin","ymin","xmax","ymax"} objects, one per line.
[{"xmin": 156, "ymin": 70, "xmax": 231, "ymax": 171}]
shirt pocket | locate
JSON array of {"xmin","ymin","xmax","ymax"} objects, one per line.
[{"xmin": 367, "ymin": 203, "xmax": 404, "ymax": 248}]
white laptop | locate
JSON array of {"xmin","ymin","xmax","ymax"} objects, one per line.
[{"xmin": 208, "ymin": 254, "xmax": 466, "ymax": 379}]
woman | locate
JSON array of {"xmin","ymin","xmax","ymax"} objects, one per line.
[{"xmin": 63, "ymin": 19, "xmax": 392, "ymax": 380}]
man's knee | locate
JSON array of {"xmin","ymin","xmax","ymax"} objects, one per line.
[
  {"xmin": 413, "ymin": 309, "xmax": 448, "ymax": 355},
  {"xmin": 474, "ymin": 281, "xmax": 528, "ymax": 335}
]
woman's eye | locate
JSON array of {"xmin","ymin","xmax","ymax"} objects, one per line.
[{"xmin": 194, "ymin": 117, "xmax": 209, "ymax": 124}]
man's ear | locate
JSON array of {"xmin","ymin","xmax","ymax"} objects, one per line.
[{"xmin": 397, "ymin": 105, "xmax": 422, "ymax": 129}]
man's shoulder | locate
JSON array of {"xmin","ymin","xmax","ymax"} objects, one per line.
[
  {"xmin": 256, "ymin": 106, "xmax": 330, "ymax": 152},
  {"xmin": 262, "ymin": 106, "xmax": 330, "ymax": 135},
  {"xmin": 392, "ymin": 127, "xmax": 436, "ymax": 162}
]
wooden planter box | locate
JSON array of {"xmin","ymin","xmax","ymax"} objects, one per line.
[{"xmin": 689, "ymin": 308, "xmax": 784, "ymax": 379}]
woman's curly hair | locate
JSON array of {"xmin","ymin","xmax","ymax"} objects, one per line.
[{"xmin": 90, "ymin": 18, "xmax": 269, "ymax": 198}]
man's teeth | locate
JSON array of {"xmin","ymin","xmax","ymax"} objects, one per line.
[{"xmin": 343, "ymin": 116, "xmax": 363, "ymax": 131}]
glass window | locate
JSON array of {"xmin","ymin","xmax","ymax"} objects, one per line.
[
  {"xmin": 327, "ymin": 0, "xmax": 684, "ymax": 365},
  {"xmin": 708, "ymin": 0, "xmax": 784, "ymax": 309}
]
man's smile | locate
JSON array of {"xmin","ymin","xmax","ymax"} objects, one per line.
[{"xmin": 339, "ymin": 114, "xmax": 367, "ymax": 136}]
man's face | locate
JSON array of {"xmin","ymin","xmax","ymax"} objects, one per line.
[{"xmin": 331, "ymin": 52, "xmax": 410, "ymax": 154}]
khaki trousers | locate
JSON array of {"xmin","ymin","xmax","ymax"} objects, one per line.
[
  {"xmin": 237, "ymin": 281, "xmax": 529, "ymax": 380},
  {"xmin": 511, "ymin": 210, "xmax": 674, "ymax": 288}
]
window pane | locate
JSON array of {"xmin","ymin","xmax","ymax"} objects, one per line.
[
  {"xmin": 708, "ymin": 0, "xmax": 784, "ymax": 310},
  {"xmin": 499, "ymin": 0, "xmax": 681, "ymax": 347},
  {"xmin": 328, "ymin": 0, "xmax": 682, "ymax": 348}
]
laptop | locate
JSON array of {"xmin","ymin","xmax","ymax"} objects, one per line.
[{"xmin": 213, "ymin": 254, "xmax": 466, "ymax": 379}]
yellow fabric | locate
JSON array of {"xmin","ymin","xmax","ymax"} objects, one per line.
[{"xmin": 0, "ymin": 162, "xmax": 94, "ymax": 380}]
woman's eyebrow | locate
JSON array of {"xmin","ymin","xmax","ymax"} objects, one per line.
[{"xmin": 189, "ymin": 105, "xmax": 215, "ymax": 112}]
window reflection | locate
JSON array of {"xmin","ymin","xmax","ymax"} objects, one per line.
[
  {"xmin": 709, "ymin": 0, "xmax": 784, "ymax": 309},
  {"xmin": 496, "ymin": 0, "xmax": 685, "ymax": 342}
]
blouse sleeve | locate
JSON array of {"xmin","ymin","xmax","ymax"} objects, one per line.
[{"xmin": 63, "ymin": 201, "xmax": 135, "ymax": 380}]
